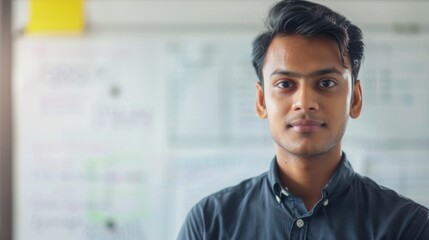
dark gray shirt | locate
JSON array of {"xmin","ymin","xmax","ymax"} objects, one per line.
[{"xmin": 178, "ymin": 153, "xmax": 429, "ymax": 240}]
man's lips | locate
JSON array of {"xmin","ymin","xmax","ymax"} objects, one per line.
[{"xmin": 287, "ymin": 119, "xmax": 326, "ymax": 133}]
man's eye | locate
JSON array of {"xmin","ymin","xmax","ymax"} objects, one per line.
[
  {"xmin": 319, "ymin": 80, "xmax": 336, "ymax": 88},
  {"xmin": 276, "ymin": 81, "xmax": 294, "ymax": 89}
]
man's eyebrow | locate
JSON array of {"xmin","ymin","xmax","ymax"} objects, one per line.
[{"xmin": 270, "ymin": 67, "xmax": 342, "ymax": 79}]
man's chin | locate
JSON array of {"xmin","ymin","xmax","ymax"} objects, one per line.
[{"xmin": 276, "ymin": 142, "xmax": 333, "ymax": 158}]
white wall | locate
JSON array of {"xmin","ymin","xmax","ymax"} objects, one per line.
[{"xmin": 13, "ymin": 0, "xmax": 429, "ymax": 32}]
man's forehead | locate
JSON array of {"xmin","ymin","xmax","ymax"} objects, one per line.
[
  {"xmin": 267, "ymin": 35, "xmax": 343, "ymax": 57},
  {"xmin": 263, "ymin": 35, "xmax": 351, "ymax": 73}
]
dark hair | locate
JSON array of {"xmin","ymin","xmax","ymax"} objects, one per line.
[{"xmin": 252, "ymin": 0, "xmax": 364, "ymax": 84}]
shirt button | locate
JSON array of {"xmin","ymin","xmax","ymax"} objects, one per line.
[
  {"xmin": 323, "ymin": 199, "xmax": 329, "ymax": 207},
  {"xmin": 296, "ymin": 219, "xmax": 304, "ymax": 228}
]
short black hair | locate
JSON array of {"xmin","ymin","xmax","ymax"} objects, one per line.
[{"xmin": 252, "ymin": 0, "xmax": 364, "ymax": 84}]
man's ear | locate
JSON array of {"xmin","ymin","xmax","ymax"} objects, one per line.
[
  {"xmin": 350, "ymin": 80, "xmax": 363, "ymax": 119},
  {"xmin": 256, "ymin": 82, "xmax": 267, "ymax": 119}
]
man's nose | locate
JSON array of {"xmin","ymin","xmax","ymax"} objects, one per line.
[{"xmin": 292, "ymin": 86, "xmax": 319, "ymax": 112}]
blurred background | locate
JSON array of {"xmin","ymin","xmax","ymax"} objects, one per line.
[{"xmin": 0, "ymin": 0, "xmax": 428, "ymax": 239}]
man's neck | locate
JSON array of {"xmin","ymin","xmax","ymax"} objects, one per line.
[{"xmin": 275, "ymin": 146, "xmax": 343, "ymax": 211}]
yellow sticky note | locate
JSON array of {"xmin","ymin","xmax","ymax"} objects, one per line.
[{"xmin": 27, "ymin": 0, "xmax": 84, "ymax": 34}]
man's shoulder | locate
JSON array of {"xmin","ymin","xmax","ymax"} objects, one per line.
[
  {"xmin": 188, "ymin": 171, "xmax": 273, "ymax": 220},
  {"xmin": 342, "ymin": 172, "xmax": 429, "ymax": 239},
  {"xmin": 352, "ymin": 172, "xmax": 426, "ymax": 207},
  {"xmin": 198, "ymin": 171, "xmax": 269, "ymax": 208},
  {"xmin": 351, "ymin": 172, "xmax": 429, "ymax": 225},
  {"xmin": 178, "ymin": 171, "xmax": 274, "ymax": 239}
]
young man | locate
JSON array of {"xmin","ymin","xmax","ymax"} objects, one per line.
[{"xmin": 178, "ymin": 1, "xmax": 429, "ymax": 239}]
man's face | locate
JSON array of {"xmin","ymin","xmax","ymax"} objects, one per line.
[{"xmin": 256, "ymin": 35, "xmax": 362, "ymax": 158}]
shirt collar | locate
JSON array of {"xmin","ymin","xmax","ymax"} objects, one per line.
[{"xmin": 268, "ymin": 152, "xmax": 355, "ymax": 203}]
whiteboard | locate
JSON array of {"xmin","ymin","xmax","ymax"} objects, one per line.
[
  {"xmin": 13, "ymin": 32, "xmax": 429, "ymax": 240},
  {"xmin": 14, "ymin": 34, "xmax": 168, "ymax": 240}
]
